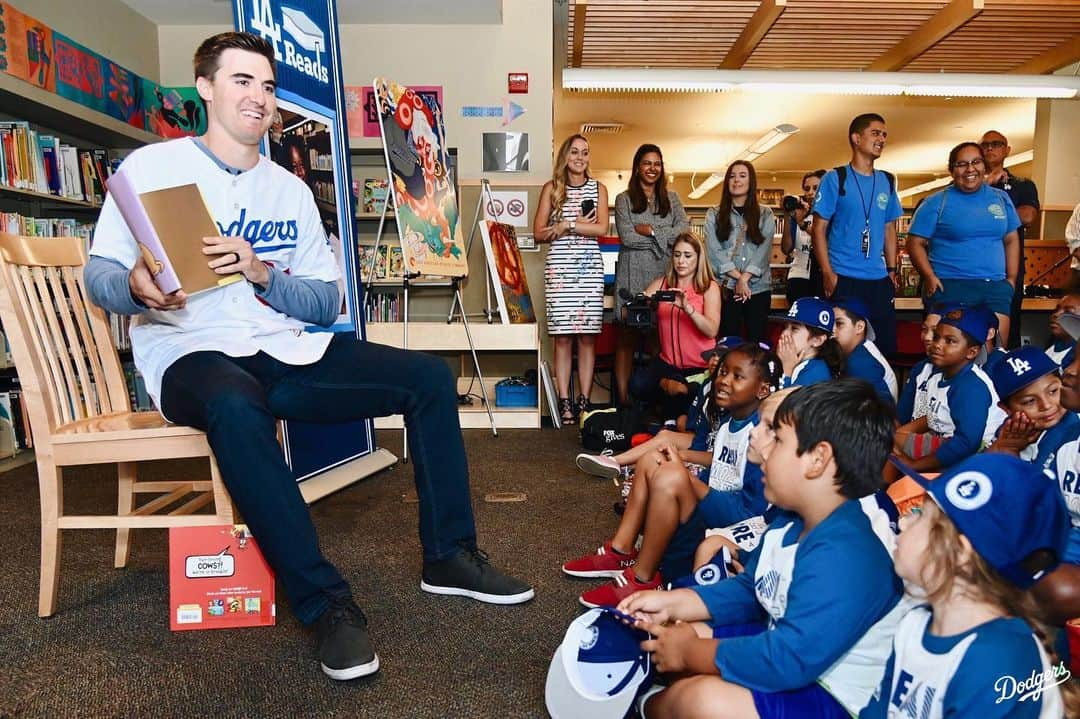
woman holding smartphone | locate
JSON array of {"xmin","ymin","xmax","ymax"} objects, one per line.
[
  {"xmin": 533, "ymin": 134, "xmax": 610, "ymax": 424},
  {"xmin": 706, "ymin": 160, "xmax": 776, "ymax": 343},
  {"xmin": 612, "ymin": 144, "xmax": 690, "ymax": 406}
]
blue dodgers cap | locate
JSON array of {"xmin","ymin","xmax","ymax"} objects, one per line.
[
  {"xmin": 891, "ymin": 454, "xmax": 1069, "ymax": 589},
  {"xmin": 927, "ymin": 300, "xmax": 964, "ymax": 317},
  {"xmin": 989, "ymin": 346, "xmax": 1061, "ymax": 400},
  {"xmin": 832, "ymin": 296, "xmax": 876, "ymax": 342},
  {"xmin": 937, "ymin": 306, "xmax": 993, "ymax": 345},
  {"xmin": 546, "ymin": 608, "xmax": 653, "ymax": 719},
  {"xmin": 775, "ymin": 297, "xmax": 834, "ymax": 334},
  {"xmin": 700, "ymin": 335, "xmax": 746, "ymax": 363}
]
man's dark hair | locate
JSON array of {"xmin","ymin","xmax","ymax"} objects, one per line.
[
  {"xmin": 193, "ymin": 31, "xmax": 276, "ymax": 83},
  {"xmin": 848, "ymin": 113, "xmax": 886, "ymax": 146},
  {"xmin": 773, "ymin": 378, "xmax": 894, "ymax": 499}
]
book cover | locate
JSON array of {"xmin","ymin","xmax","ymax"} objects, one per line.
[
  {"xmin": 169, "ymin": 525, "xmax": 276, "ymax": 631},
  {"xmin": 362, "ymin": 178, "xmax": 389, "ymax": 215},
  {"xmin": 107, "ymin": 168, "xmax": 243, "ymax": 296}
]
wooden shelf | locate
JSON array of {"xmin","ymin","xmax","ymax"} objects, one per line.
[
  {"xmin": 356, "ymin": 212, "xmax": 395, "ymax": 220},
  {"xmin": 0, "ymin": 184, "xmax": 100, "ymax": 209}
]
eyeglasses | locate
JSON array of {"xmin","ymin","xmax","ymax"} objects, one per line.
[
  {"xmin": 951, "ymin": 159, "xmax": 985, "ymax": 171},
  {"xmin": 979, "ymin": 140, "xmax": 1006, "ymax": 150}
]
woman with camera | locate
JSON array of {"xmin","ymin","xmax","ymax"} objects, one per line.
[
  {"xmin": 906, "ymin": 142, "xmax": 1021, "ymax": 345},
  {"xmin": 781, "ymin": 169, "xmax": 826, "ymax": 303},
  {"xmin": 629, "ymin": 232, "xmax": 720, "ymax": 421},
  {"xmin": 533, "ymin": 134, "xmax": 610, "ymax": 425},
  {"xmin": 612, "ymin": 144, "xmax": 690, "ymax": 406},
  {"xmin": 706, "ymin": 161, "xmax": 776, "ymax": 343}
]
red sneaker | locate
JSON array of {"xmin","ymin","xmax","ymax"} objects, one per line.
[
  {"xmin": 579, "ymin": 567, "xmax": 662, "ymax": 608},
  {"xmin": 562, "ymin": 541, "xmax": 638, "ymax": 579}
]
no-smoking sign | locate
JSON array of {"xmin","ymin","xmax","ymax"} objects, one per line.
[{"xmin": 484, "ymin": 191, "xmax": 529, "ymax": 227}]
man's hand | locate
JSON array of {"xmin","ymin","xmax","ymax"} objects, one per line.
[
  {"xmin": 822, "ymin": 269, "xmax": 838, "ymax": 297},
  {"xmin": 202, "ymin": 236, "xmax": 269, "ymax": 287},
  {"xmin": 129, "ymin": 255, "xmax": 187, "ymax": 310}
]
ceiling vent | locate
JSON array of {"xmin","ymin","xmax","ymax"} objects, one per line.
[{"xmin": 580, "ymin": 122, "xmax": 624, "ymax": 135}]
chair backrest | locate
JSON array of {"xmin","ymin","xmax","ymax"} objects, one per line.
[
  {"xmin": 895, "ymin": 319, "xmax": 925, "ymax": 357},
  {"xmin": 0, "ymin": 233, "xmax": 131, "ymax": 442}
]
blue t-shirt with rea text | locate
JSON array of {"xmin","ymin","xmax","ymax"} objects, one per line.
[
  {"xmin": 814, "ymin": 166, "xmax": 903, "ymax": 280},
  {"xmin": 908, "ymin": 184, "xmax": 1020, "ymax": 281}
]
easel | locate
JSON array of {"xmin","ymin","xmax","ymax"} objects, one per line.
[
  {"xmin": 448, "ymin": 178, "xmax": 498, "ymax": 324},
  {"xmin": 364, "ymin": 192, "xmax": 498, "ymax": 463}
]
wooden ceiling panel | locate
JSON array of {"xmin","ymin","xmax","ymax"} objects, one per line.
[{"xmin": 565, "ymin": 0, "xmax": 1080, "ymax": 72}]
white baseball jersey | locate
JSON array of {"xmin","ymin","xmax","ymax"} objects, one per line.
[
  {"xmin": 707, "ymin": 414, "xmax": 756, "ymax": 492},
  {"xmin": 90, "ymin": 138, "xmax": 340, "ymax": 409}
]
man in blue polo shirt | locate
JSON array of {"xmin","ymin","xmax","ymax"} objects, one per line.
[{"xmin": 812, "ymin": 113, "xmax": 904, "ymax": 356}]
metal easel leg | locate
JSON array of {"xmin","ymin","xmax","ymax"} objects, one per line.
[{"xmin": 451, "ymin": 278, "xmax": 497, "ymax": 437}]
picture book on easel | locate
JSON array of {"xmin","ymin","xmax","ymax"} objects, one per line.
[
  {"xmin": 373, "ymin": 78, "xmax": 467, "ymax": 279},
  {"xmin": 480, "ymin": 220, "xmax": 535, "ymax": 324}
]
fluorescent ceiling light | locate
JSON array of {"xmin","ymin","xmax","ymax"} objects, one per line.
[
  {"xmin": 689, "ymin": 124, "xmax": 799, "ymax": 200},
  {"xmin": 562, "ymin": 69, "xmax": 1080, "ymax": 99},
  {"xmin": 897, "ymin": 149, "xmax": 1035, "ymax": 199}
]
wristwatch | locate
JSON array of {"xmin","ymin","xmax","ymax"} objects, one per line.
[
  {"xmin": 569, "ymin": 218, "xmax": 576, "ymax": 233},
  {"xmin": 886, "ymin": 266, "xmax": 897, "ymax": 273}
]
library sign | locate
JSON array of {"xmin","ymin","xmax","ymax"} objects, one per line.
[{"xmin": 233, "ymin": 0, "xmax": 375, "ymax": 483}]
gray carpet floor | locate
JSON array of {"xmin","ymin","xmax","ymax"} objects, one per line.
[{"xmin": 0, "ymin": 426, "xmax": 619, "ymax": 718}]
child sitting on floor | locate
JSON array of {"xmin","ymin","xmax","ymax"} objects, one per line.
[
  {"xmin": 895, "ymin": 302, "xmax": 957, "ymax": 425},
  {"xmin": 620, "ymin": 379, "xmax": 905, "ymax": 719},
  {"xmin": 832, "ymin": 296, "xmax": 898, "ymax": 407},
  {"xmin": 862, "ymin": 454, "xmax": 1077, "ymax": 717},
  {"xmin": 775, "ymin": 297, "xmax": 845, "ymax": 388},
  {"xmin": 893, "ymin": 306, "xmax": 1006, "ymax": 471},
  {"xmin": 562, "ymin": 343, "xmax": 780, "ymax": 608}
]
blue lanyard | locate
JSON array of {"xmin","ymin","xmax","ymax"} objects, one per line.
[{"xmin": 849, "ymin": 165, "xmax": 877, "ymax": 229}]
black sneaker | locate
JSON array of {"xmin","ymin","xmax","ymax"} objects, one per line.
[
  {"xmin": 420, "ymin": 545, "xmax": 535, "ymax": 605},
  {"xmin": 314, "ymin": 596, "xmax": 380, "ymax": 680}
]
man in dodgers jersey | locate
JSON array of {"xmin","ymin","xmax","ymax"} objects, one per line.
[{"xmin": 85, "ymin": 32, "xmax": 532, "ymax": 681}]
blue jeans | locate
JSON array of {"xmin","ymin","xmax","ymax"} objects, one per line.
[{"xmin": 160, "ymin": 333, "xmax": 477, "ymax": 624}]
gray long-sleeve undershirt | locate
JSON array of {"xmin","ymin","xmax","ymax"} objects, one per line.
[{"xmin": 84, "ymin": 255, "xmax": 340, "ymax": 327}]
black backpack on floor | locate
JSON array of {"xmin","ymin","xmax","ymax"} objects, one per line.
[{"xmin": 580, "ymin": 407, "xmax": 643, "ymax": 453}]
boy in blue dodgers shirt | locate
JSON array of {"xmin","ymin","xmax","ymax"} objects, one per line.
[
  {"xmin": 832, "ymin": 295, "xmax": 898, "ymax": 407},
  {"xmin": 895, "ymin": 301, "xmax": 959, "ymax": 425},
  {"xmin": 862, "ymin": 454, "xmax": 1077, "ymax": 718},
  {"xmin": 619, "ymin": 379, "xmax": 907, "ymax": 718},
  {"xmin": 812, "ymin": 113, "xmax": 905, "ymax": 356},
  {"xmin": 774, "ymin": 296, "xmax": 846, "ymax": 388},
  {"xmin": 893, "ymin": 306, "xmax": 1007, "ymax": 472},
  {"xmin": 83, "ymin": 32, "xmax": 532, "ymax": 682}
]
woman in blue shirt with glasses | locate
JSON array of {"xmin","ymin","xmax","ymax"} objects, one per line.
[{"xmin": 906, "ymin": 141, "xmax": 1021, "ymax": 346}]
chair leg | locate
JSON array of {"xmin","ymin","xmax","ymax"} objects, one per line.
[
  {"xmin": 36, "ymin": 458, "xmax": 62, "ymax": 618},
  {"xmin": 209, "ymin": 455, "xmax": 236, "ymax": 525},
  {"xmin": 114, "ymin": 462, "xmax": 136, "ymax": 569}
]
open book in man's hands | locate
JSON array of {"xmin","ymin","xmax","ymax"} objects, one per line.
[{"xmin": 107, "ymin": 168, "xmax": 244, "ymax": 296}]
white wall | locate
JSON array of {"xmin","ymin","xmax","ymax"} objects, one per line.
[{"xmin": 156, "ymin": 1, "xmax": 553, "ymax": 183}]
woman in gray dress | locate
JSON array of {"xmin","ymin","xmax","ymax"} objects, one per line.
[{"xmin": 612, "ymin": 144, "xmax": 689, "ymax": 405}]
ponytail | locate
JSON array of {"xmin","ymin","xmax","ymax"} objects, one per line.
[{"xmin": 808, "ymin": 329, "xmax": 846, "ymax": 379}]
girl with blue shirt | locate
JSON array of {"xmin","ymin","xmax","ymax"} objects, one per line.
[
  {"xmin": 906, "ymin": 142, "xmax": 1021, "ymax": 346},
  {"xmin": 706, "ymin": 161, "xmax": 775, "ymax": 344},
  {"xmin": 863, "ymin": 454, "xmax": 1077, "ymax": 718},
  {"xmin": 775, "ymin": 296, "xmax": 845, "ymax": 387}
]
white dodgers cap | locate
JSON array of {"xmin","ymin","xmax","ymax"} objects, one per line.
[{"xmin": 545, "ymin": 608, "xmax": 652, "ymax": 719}]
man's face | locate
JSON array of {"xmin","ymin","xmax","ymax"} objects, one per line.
[
  {"xmin": 851, "ymin": 121, "xmax": 887, "ymax": 159},
  {"xmin": 1049, "ymin": 295, "xmax": 1080, "ymax": 341},
  {"xmin": 979, "ymin": 132, "xmax": 1010, "ymax": 167},
  {"xmin": 196, "ymin": 48, "xmax": 277, "ymax": 148}
]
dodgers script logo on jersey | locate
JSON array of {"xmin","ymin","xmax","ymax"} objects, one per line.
[{"xmin": 217, "ymin": 208, "xmax": 299, "ymax": 251}]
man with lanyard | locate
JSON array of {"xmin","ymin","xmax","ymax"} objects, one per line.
[
  {"xmin": 812, "ymin": 113, "xmax": 904, "ymax": 356},
  {"xmin": 85, "ymin": 31, "xmax": 533, "ymax": 682},
  {"xmin": 981, "ymin": 130, "xmax": 1040, "ymax": 348}
]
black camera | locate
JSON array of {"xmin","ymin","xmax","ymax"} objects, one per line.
[
  {"xmin": 619, "ymin": 289, "xmax": 655, "ymax": 329},
  {"xmin": 654, "ymin": 289, "xmax": 678, "ymax": 302},
  {"xmin": 782, "ymin": 195, "xmax": 803, "ymax": 213}
]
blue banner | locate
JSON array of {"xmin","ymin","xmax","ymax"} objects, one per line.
[{"xmin": 233, "ymin": 0, "xmax": 374, "ymax": 483}]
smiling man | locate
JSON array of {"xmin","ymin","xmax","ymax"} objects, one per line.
[
  {"xmin": 83, "ymin": 31, "xmax": 532, "ymax": 682},
  {"xmin": 811, "ymin": 114, "xmax": 904, "ymax": 356}
]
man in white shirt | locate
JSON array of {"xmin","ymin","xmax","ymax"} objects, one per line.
[{"xmin": 85, "ymin": 31, "xmax": 532, "ymax": 682}]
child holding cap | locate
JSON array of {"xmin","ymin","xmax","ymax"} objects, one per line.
[
  {"xmin": 862, "ymin": 454, "xmax": 1078, "ymax": 717},
  {"xmin": 774, "ymin": 297, "xmax": 845, "ymax": 388},
  {"xmin": 893, "ymin": 306, "xmax": 1007, "ymax": 472},
  {"xmin": 832, "ymin": 295, "xmax": 898, "ymax": 407}
]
